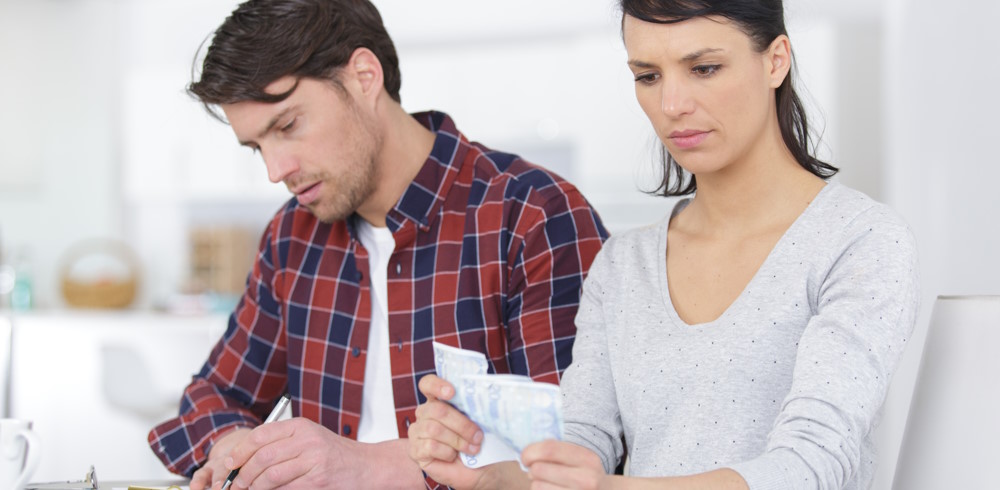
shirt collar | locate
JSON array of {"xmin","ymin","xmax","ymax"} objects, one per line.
[{"xmin": 383, "ymin": 111, "xmax": 467, "ymax": 233}]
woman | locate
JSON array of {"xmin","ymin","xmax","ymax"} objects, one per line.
[{"xmin": 408, "ymin": 1, "xmax": 919, "ymax": 489}]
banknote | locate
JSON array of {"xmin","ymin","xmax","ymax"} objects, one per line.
[
  {"xmin": 433, "ymin": 341, "xmax": 488, "ymax": 414},
  {"xmin": 431, "ymin": 342, "xmax": 563, "ymax": 468}
]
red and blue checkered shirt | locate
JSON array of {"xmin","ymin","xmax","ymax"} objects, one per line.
[{"xmin": 147, "ymin": 111, "xmax": 608, "ymax": 481}]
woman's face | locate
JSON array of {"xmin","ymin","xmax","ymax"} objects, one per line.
[{"xmin": 623, "ymin": 15, "xmax": 790, "ymax": 176}]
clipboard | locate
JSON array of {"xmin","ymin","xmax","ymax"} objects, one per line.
[
  {"xmin": 27, "ymin": 481, "xmax": 188, "ymax": 490},
  {"xmin": 27, "ymin": 465, "xmax": 188, "ymax": 490}
]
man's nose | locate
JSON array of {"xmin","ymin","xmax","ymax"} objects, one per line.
[{"xmin": 262, "ymin": 147, "xmax": 298, "ymax": 184}]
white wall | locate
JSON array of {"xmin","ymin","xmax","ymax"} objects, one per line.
[
  {"xmin": 878, "ymin": 0, "xmax": 1000, "ymax": 488},
  {"xmin": 0, "ymin": 0, "xmax": 122, "ymax": 309}
]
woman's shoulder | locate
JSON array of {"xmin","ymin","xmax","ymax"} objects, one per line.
[
  {"xmin": 810, "ymin": 182, "xmax": 911, "ymax": 233},
  {"xmin": 806, "ymin": 181, "xmax": 917, "ymax": 256}
]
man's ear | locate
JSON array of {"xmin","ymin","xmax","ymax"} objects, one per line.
[
  {"xmin": 347, "ymin": 47, "xmax": 384, "ymax": 106},
  {"xmin": 766, "ymin": 35, "xmax": 792, "ymax": 89}
]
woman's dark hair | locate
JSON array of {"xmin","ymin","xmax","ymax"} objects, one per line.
[
  {"xmin": 621, "ymin": 0, "xmax": 838, "ymax": 196},
  {"xmin": 190, "ymin": 0, "xmax": 401, "ymax": 119}
]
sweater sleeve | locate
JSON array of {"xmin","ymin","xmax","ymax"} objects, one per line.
[
  {"xmin": 558, "ymin": 238, "xmax": 626, "ymax": 474},
  {"xmin": 730, "ymin": 207, "xmax": 920, "ymax": 489}
]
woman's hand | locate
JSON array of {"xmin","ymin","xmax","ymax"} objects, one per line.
[
  {"xmin": 407, "ymin": 374, "xmax": 491, "ymax": 489},
  {"xmin": 521, "ymin": 440, "xmax": 611, "ymax": 490}
]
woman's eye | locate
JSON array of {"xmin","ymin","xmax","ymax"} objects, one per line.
[
  {"xmin": 280, "ymin": 118, "xmax": 297, "ymax": 132},
  {"xmin": 634, "ymin": 73, "xmax": 659, "ymax": 84},
  {"xmin": 692, "ymin": 64, "xmax": 721, "ymax": 77}
]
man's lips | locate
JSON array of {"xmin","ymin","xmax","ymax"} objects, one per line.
[
  {"xmin": 291, "ymin": 182, "xmax": 321, "ymax": 205},
  {"xmin": 668, "ymin": 129, "xmax": 711, "ymax": 150}
]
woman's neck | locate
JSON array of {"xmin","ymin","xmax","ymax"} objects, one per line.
[{"xmin": 682, "ymin": 137, "xmax": 825, "ymax": 237}]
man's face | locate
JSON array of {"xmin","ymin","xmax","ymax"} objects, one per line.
[{"xmin": 222, "ymin": 76, "xmax": 382, "ymax": 223}]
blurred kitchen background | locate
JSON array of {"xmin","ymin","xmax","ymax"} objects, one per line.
[{"xmin": 0, "ymin": 0, "xmax": 997, "ymax": 487}]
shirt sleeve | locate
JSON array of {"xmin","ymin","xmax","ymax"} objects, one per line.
[
  {"xmin": 556, "ymin": 238, "xmax": 626, "ymax": 474},
  {"xmin": 502, "ymin": 186, "xmax": 608, "ymax": 383},
  {"xmin": 147, "ymin": 219, "xmax": 290, "ymax": 477},
  {"xmin": 730, "ymin": 207, "xmax": 920, "ymax": 489},
  {"xmin": 422, "ymin": 187, "xmax": 607, "ymax": 490}
]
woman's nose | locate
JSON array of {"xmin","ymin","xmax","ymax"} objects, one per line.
[{"xmin": 660, "ymin": 77, "xmax": 695, "ymax": 118}]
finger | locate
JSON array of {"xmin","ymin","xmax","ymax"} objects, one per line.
[
  {"xmin": 528, "ymin": 461, "xmax": 592, "ymax": 489},
  {"xmin": 521, "ymin": 440, "xmax": 587, "ymax": 467},
  {"xmin": 189, "ymin": 467, "xmax": 211, "ymax": 490},
  {"xmin": 409, "ymin": 417, "xmax": 476, "ymax": 456},
  {"xmin": 520, "ymin": 440, "xmax": 559, "ymax": 466},
  {"xmin": 409, "ymin": 435, "xmax": 460, "ymax": 467},
  {"xmin": 414, "ymin": 400, "xmax": 483, "ymax": 451},
  {"xmin": 418, "ymin": 374, "xmax": 455, "ymax": 401},
  {"xmin": 226, "ymin": 419, "xmax": 298, "ymax": 469},
  {"xmin": 242, "ymin": 455, "xmax": 306, "ymax": 490},
  {"xmin": 230, "ymin": 436, "xmax": 298, "ymax": 489}
]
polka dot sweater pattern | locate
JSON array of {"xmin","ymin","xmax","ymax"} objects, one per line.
[{"xmin": 560, "ymin": 182, "xmax": 919, "ymax": 490}]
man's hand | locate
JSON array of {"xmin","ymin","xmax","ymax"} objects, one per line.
[
  {"xmin": 208, "ymin": 417, "xmax": 398, "ymax": 489},
  {"xmin": 408, "ymin": 374, "xmax": 500, "ymax": 489},
  {"xmin": 190, "ymin": 428, "xmax": 251, "ymax": 490}
]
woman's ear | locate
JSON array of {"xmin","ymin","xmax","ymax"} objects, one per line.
[{"xmin": 766, "ymin": 35, "xmax": 792, "ymax": 88}]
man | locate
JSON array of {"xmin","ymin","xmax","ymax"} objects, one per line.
[{"xmin": 146, "ymin": 1, "xmax": 608, "ymax": 488}]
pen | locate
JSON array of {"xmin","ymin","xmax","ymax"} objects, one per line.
[{"xmin": 220, "ymin": 394, "xmax": 292, "ymax": 490}]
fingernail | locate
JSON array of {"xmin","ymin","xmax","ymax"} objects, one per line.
[
  {"xmin": 224, "ymin": 457, "xmax": 233, "ymax": 469},
  {"xmin": 441, "ymin": 385, "xmax": 453, "ymax": 398},
  {"xmin": 468, "ymin": 444, "xmax": 480, "ymax": 454},
  {"xmin": 473, "ymin": 430, "xmax": 484, "ymax": 444}
]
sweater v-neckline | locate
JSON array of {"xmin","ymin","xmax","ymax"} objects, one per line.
[{"xmin": 659, "ymin": 182, "xmax": 836, "ymax": 328}]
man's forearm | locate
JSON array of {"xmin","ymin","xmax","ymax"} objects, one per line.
[{"xmin": 366, "ymin": 438, "xmax": 428, "ymax": 488}]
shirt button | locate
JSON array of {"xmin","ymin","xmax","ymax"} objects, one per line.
[
  {"xmin": 343, "ymin": 424, "xmax": 352, "ymax": 436},
  {"xmin": 405, "ymin": 417, "xmax": 411, "ymax": 428},
  {"xmin": 395, "ymin": 263, "xmax": 402, "ymax": 275},
  {"xmin": 356, "ymin": 271, "xmax": 364, "ymax": 281},
  {"xmin": 351, "ymin": 346, "xmax": 361, "ymax": 357}
]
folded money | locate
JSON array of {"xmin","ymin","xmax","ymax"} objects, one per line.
[{"xmin": 431, "ymin": 342, "xmax": 563, "ymax": 468}]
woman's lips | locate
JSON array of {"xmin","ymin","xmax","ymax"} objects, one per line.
[
  {"xmin": 668, "ymin": 130, "xmax": 711, "ymax": 150},
  {"xmin": 294, "ymin": 182, "xmax": 322, "ymax": 205}
]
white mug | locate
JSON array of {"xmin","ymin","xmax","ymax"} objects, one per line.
[{"xmin": 1, "ymin": 419, "xmax": 40, "ymax": 490}]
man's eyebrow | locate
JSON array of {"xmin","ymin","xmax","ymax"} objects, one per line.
[{"xmin": 238, "ymin": 106, "xmax": 295, "ymax": 147}]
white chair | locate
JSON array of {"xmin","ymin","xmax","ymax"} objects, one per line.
[
  {"xmin": 892, "ymin": 295, "xmax": 1000, "ymax": 489},
  {"xmin": 1, "ymin": 315, "xmax": 10, "ymax": 417}
]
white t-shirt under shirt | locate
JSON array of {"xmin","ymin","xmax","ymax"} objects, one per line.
[{"xmin": 354, "ymin": 218, "xmax": 399, "ymax": 443}]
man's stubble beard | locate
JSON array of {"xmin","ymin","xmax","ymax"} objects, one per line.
[{"xmin": 310, "ymin": 110, "xmax": 383, "ymax": 224}]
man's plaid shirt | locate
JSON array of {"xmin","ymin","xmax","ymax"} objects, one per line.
[{"xmin": 147, "ymin": 111, "xmax": 608, "ymax": 479}]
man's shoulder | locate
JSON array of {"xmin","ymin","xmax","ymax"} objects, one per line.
[{"xmin": 465, "ymin": 141, "xmax": 581, "ymax": 204}]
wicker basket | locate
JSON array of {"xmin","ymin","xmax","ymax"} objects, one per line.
[{"xmin": 60, "ymin": 239, "xmax": 140, "ymax": 309}]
